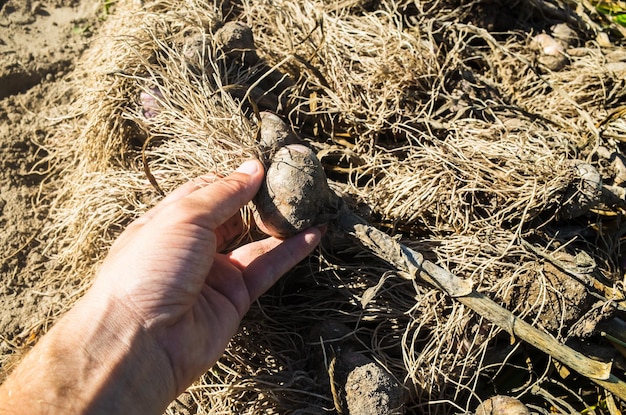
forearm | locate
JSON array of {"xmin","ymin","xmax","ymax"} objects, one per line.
[{"xmin": 0, "ymin": 293, "xmax": 176, "ymax": 415}]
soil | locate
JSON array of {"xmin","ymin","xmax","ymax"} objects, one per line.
[
  {"xmin": 0, "ymin": 0, "xmax": 100, "ymax": 377},
  {"xmin": 1, "ymin": 0, "xmax": 625, "ymax": 413}
]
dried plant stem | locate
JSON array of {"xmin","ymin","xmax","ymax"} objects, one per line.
[
  {"xmin": 336, "ymin": 206, "xmax": 626, "ymax": 400},
  {"xmin": 336, "ymin": 206, "xmax": 473, "ymax": 298}
]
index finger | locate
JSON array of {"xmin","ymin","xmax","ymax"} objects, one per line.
[
  {"xmin": 177, "ymin": 159, "xmax": 264, "ymax": 231},
  {"xmin": 130, "ymin": 174, "xmax": 219, "ymax": 229}
]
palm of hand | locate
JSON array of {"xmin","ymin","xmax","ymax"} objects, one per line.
[
  {"xmin": 96, "ymin": 200, "xmax": 258, "ymax": 390},
  {"xmin": 91, "ymin": 165, "xmax": 320, "ymax": 395}
]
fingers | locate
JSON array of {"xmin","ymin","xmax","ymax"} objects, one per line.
[
  {"xmin": 107, "ymin": 174, "xmax": 220, "ymax": 256},
  {"xmin": 227, "ymin": 227, "xmax": 322, "ymax": 301},
  {"xmin": 131, "ymin": 174, "xmax": 219, "ymax": 228},
  {"xmin": 176, "ymin": 160, "xmax": 264, "ymax": 232},
  {"xmin": 125, "ymin": 159, "xmax": 262, "ymax": 233},
  {"xmin": 109, "ymin": 160, "xmax": 261, "ymax": 255}
]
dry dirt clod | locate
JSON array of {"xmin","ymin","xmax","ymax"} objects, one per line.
[
  {"xmin": 339, "ymin": 352, "xmax": 404, "ymax": 415},
  {"xmin": 475, "ymin": 395, "xmax": 530, "ymax": 415},
  {"xmin": 531, "ymin": 33, "xmax": 568, "ymax": 71},
  {"xmin": 214, "ymin": 22, "xmax": 294, "ymax": 112},
  {"xmin": 214, "ymin": 21, "xmax": 259, "ymax": 66},
  {"xmin": 596, "ymin": 146, "xmax": 626, "ymax": 186},
  {"xmin": 558, "ymin": 161, "xmax": 602, "ymax": 219},
  {"xmin": 182, "ymin": 32, "xmax": 211, "ymax": 69}
]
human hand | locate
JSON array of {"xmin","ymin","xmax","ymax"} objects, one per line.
[
  {"xmin": 92, "ymin": 158, "xmax": 322, "ymax": 392},
  {"xmin": 0, "ymin": 159, "xmax": 322, "ymax": 415}
]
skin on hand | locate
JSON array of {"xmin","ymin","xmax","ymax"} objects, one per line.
[{"xmin": 0, "ymin": 159, "xmax": 322, "ymax": 415}]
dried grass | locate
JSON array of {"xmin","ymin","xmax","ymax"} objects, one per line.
[{"xmin": 27, "ymin": 0, "xmax": 626, "ymax": 413}]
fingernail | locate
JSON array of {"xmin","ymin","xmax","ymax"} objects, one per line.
[
  {"xmin": 304, "ymin": 227, "xmax": 323, "ymax": 244},
  {"xmin": 235, "ymin": 160, "xmax": 260, "ymax": 176}
]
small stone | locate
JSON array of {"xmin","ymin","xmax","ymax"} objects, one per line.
[
  {"xmin": 531, "ymin": 33, "xmax": 568, "ymax": 71},
  {"xmin": 476, "ymin": 395, "xmax": 530, "ymax": 415},
  {"xmin": 532, "ymin": 33, "xmax": 565, "ymax": 56},
  {"xmin": 597, "ymin": 32, "xmax": 612, "ymax": 47},
  {"xmin": 550, "ymin": 23, "xmax": 576, "ymax": 46}
]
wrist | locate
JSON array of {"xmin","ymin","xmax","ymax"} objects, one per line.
[{"xmin": 0, "ymin": 291, "xmax": 176, "ymax": 415}]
